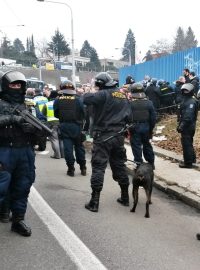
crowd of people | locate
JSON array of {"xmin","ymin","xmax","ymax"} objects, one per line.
[
  {"xmin": 0, "ymin": 68, "xmax": 199, "ymax": 241},
  {"xmin": 122, "ymin": 69, "xmax": 200, "ymax": 114}
]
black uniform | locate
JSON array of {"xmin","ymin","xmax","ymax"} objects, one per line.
[
  {"xmin": 53, "ymin": 87, "xmax": 86, "ymax": 176},
  {"xmin": 177, "ymin": 96, "xmax": 198, "ymax": 166},
  {"xmin": 0, "ymin": 70, "xmax": 46, "ymax": 236},
  {"xmin": 159, "ymin": 82, "xmax": 175, "ymax": 111},
  {"xmin": 174, "ymin": 81, "xmax": 184, "ymax": 104},
  {"xmin": 145, "ymin": 84, "xmax": 161, "ymax": 110},
  {"xmin": 129, "ymin": 83, "xmax": 156, "ymax": 168},
  {"xmin": 83, "ymin": 85, "xmax": 132, "ymax": 211},
  {"xmin": 190, "ymin": 76, "xmax": 199, "ymax": 96}
]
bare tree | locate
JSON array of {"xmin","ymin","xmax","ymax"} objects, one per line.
[
  {"xmin": 150, "ymin": 38, "xmax": 173, "ymax": 54},
  {"xmin": 35, "ymin": 38, "xmax": 50, "ymax": 59}
]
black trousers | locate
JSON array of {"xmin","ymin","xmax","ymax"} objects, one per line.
[
  {"xmin": 181, "ymin": 130, "xmax": 196, "ymax": 164},
  {"xmin": 90, "ymin": 134, "xmax": 129, "ymax": 191}
]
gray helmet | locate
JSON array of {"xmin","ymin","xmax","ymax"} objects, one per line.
[
  {"xmin": 0, "ymin": 70, "xmax": 27, "ymax": 93},
  {"xmin": 94, "ymin": 72, "xmax": 117, "ymax": 89},
  {"xmin": 181, "ymin": 83, "xmax": 194, "ymax": 95},
  {"xmin": 129, "ymin": 83, "xmax": 146, "ymax": 98},
  {"xmin": 150, "ymin": 78, "xmax": 157, "ymax": 86},
  {"xmin": 59, "ymin": 80, "xmax": 76, "ymax": 95}
]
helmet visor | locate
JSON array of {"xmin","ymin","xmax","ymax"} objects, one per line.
[{"xmin": 4, "ymin": 71, "xmax": 26, "ymax": 84}]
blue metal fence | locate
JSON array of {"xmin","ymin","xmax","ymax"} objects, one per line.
[{"xmin": 119, "ymin": 47, "xmax": 200, "ymax": 86}]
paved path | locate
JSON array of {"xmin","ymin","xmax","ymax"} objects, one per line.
[{"xmin": 125, "ymin": 143, "xmax": 200, "ymax": 210}]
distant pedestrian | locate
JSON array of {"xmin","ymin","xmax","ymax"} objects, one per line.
[
  {"xmin": 42, "ymin": 90, "xmax": 64, "ymax": 159},
  {"xmin": 43, "ymin": 84, "xmax": 51, "ymax": 99},
  {"xmin": 177, "ymin": 83, "xmax": 198, "ymax": 168},
  {"xmin": 189, "ymin": 72, "xmax": 199, "ymax": 96},
  {"xmin": 183, "ymin": 68, "xmax": 190, "ymax": 83}
]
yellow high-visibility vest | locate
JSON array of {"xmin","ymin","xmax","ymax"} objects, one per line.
[
  {"xmin": 46, "ymin": 100, "xmax": 58, "ymax": 122},
  {"xmin": 34, "ymin": 96, "xmax": 48, "ymax": 112}
]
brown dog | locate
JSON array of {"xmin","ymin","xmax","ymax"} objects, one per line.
[{"xmin": 130, "ymin": 163, "xmax": 154, "ymax": 218}]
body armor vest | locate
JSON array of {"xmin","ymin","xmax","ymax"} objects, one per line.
[
  {"xmin": 0, "ymin": 100, "xmax": 35, "ymax": 146},
  {"xmin": 131, "ymin": 99, "xmax": 150, "ymax": 122},
  {"xmin": 58, "ymin": 96, "xmax": 82, "ymax": 123}
]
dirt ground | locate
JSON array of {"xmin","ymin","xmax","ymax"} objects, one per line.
[{"xmin": 153, "ymin": 114, "xmax": 200, "ymax": 160}]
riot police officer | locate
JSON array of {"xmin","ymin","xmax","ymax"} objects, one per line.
[
  {"xmin": 83, "ymin": 72, "xmax": 132, "ymax": 212},
  {"xmin": 0, "ymin": 70, "xmax": 43, "ymax": 237},
  {"xmin": 158, "ymin": 80, "xmax": 175, "ymax": 112},
  {"xmin": 53, "ymin": 80, "xmax": 86, "ymax": 176},
  {"xmin": 125, "ymin": 75, "xmax": 135, "ymax": 85},
  {"xmin": 145, "ymin": 78, "xmax": 161, "ymax": 110},
  {"xmin": 177, "ymin": 83, "xmax": 198, "ymax": 168},
  {"xmin": 129, "ymin": 83, "xmax": 156, "ymax": 169}
]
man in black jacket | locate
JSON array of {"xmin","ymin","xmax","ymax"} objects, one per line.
[
  {"xmin": 83, "ymin": 72, "xmax": 132, "ymax": 212},
  {"xmin": 189, "ymin": 72, "xmax": 199, "ymax": 96}
]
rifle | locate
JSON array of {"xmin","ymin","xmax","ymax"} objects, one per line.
[
  {"xmin": 14, "ymin": 108, "xmax": 53, "ymax": 135},
  {"xmin": 103, "ymin": 123, "xmax": 134, "ymax": 142}
]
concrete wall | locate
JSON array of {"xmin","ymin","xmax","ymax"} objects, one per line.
[{"xmin": 0, "ymin": 67, "xmax": 118, "ymax": 88}]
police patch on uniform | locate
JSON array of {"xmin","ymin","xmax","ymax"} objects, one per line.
[{"xmin": 189, "ymin": 104, "xmax": 194, "ymax": 108}]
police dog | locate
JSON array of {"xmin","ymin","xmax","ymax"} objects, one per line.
[{"xmin": 130, "ymin": 163, "xmax": 154, "ymax": 218}]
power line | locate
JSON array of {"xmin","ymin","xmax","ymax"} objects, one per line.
[{"xmin": 2, "ymin": 0, "xmax": 23, "ymax": 25}]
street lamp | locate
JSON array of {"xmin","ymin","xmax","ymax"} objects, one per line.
[
  {"xmin": 37, "ymin": 0, "xmax": 76, "ymax": 86},
  {"xmin": 115, "ymin": 47, "xmax": 131, "ymax": 66}
]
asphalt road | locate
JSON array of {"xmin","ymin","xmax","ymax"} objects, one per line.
[{"xmin": 0, "ymin": 145, "xmax": 200, "ymax": 270}]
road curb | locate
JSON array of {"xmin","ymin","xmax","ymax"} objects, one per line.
[
  {"xmin": 126, "ymin": 166, "xmax": 200, "ymax": 211},
  {"xmin": 153, "ymin": 147, "xmax": 200, "ymax": 171},
  {"xmin": 85, "ymin": 140, "xmax": 200, "ymax": 211}
]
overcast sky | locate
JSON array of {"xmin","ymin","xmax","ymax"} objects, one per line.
[{"xmin": 1, "ymin": 0, "xmax": 200, "ymax": 61}]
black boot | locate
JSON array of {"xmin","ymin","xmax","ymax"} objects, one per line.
[
  {"xmin": 179, "ymin": 163, "xmax": 193, "ymax": 168},
  {"xmin": 11, "ymin": 215, "xmax": 31, "ymax": 237},
  {"xmin": 196, "ymin": 234, "xmax": 200, "ymax": 240},
  {"xmin": 67, "ymin": 166, "xmax": 75, "ymax": 177},
  {"xmin": 85, "ymin": 190, "xmax": 101, "ymax": 212},
  {"xmin": 80, "ymin": 165, "xmax": 87, "ymax": 176},
  {"xmin": 0, "ymin": 197, "xmax": 10, "ymax": 223},
  {"xmin": 0, "ymin": 212, "xmax": 10, "ymax": 223},
  {"xmin": 117, "ymin": 184, "xmax": 129, "ymax": 206}
]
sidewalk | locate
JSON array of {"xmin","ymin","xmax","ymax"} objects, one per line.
[
  {"xmin": 84, "ymin": 139, "xmax": 200, "ymax": 210},
  {"xmin": 125, "ymin": 143, "xmax": 200, "ymax": 210}
]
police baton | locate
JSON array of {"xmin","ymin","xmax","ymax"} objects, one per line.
[{"xmin": 103, "ymin": 123, "xmax": 134, "ymax": 142}]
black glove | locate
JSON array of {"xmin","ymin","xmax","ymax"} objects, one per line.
[
  {"xmin": 80, "ymin": 131, "xmax": 87, "ymax": 142},
  {"xmin": 149, "ymin": 130, "xmax": 153, "ymax": 139},
  {"xmin": 177, "ymin": 124, "xmax": 183, "ymax": 133},
  {"xmin": 21, "ymin": 123, "xmax": 36, "ymax": 133},
  {"xmin": 0, "ymin": 162, "xmax": 5, "ymax": 171},
  {"xmin": 12, "ymin": 115, "xmax": 24, "ymax": 124}
]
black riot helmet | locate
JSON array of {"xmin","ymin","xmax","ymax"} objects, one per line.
[
  {"xmin": 157, "ymin": 79, "xmax": 166, "ymax": 86},
  {"xmin": 150, "ymin": 78, "xmax": 157, "ymax": 86},
  {"xmin": 181, "ymin": 83, "xmax": 194, "ymax": 96},
  {"xmin": 0, "ymin": 70, "xmax": 27, "ymax": 93},
  {"xmin": 59, "ymin": 80, "xmax": 76, "ymax": 95},
  {"xmin": 129, "ymin": 83, "xmax": 146, "ymax": 98},
  {"xmin": 94, "ymin": 72, "xmax": 118, "ymax": 90},
  {"xmin": 125, "ymin": 75, "xmax": 135, "ymax": 85}
]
